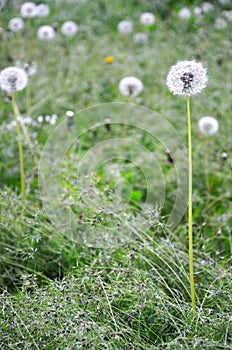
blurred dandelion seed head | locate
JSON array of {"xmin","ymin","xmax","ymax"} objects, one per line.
[
  {"xmin": 133, "ymin": 32, "xmax": 148, "ymax": 44},
  {"xmin": 119, "ymin": 76, "xmax": 144, "ymax": 98},
  {"xmin": 140, "ymin": 12, "xmax": 155, "ymax": 25},
  {"xmin": 35, "ymin": 4, "xmax": 50, "ymax": 18},
  {"xmin": 166, "ymin": 60, "xmax": 208, "ymax": 96},
  {"xmin": 37, "ymin": 25, "xmax": 56, "ymax": 40},
  {"xmin": 178, "ymin": 8, "xmax": 192, "ymax": 20},
  {"xmin": 20, "ymin": 2, "xmax": 37, "ymax": 18},
  {"xmin": 0, "ymin": 67, "xmax": 28, "ymax": 93},
  {"xmin": 61, "ymin": 21, "xmax": 78, "ymax": 37},
  {"xmin": 117, "ymin": 20, "xmax": 133, "ymax": 34},
  {"xmin": 8, "ymin": 18, "xmax": 25, "ymax": 32},
  {"xmin": 198, "ymin": 116, "xmax": 219, "ymax": 136}
]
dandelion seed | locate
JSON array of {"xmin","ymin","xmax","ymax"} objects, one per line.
[
  {"xmin": 119, "ymin": 76, "xmax": 144, "ymax": 98},
  {"xmin": 215, "ymin": 17, "xmax": 227, "ymax": 30},
  {"xmin": 8, "ymin": 18, "xmax": 25, "ymax": 32},
  {"xmin": 20, "ymin": 2, "xmax": 37, "ymax": 18},
  {"xmin": 198, "ymin": 116, "xmax": 219, "ymax": 135},
  {"xmin": 117, "ymin": 20, "xmax": 133, "ymax": 34},
  {"xmin": 61, "ymin": 21, "xmax": 78, "ymax": 37},
  {"xmin": 178, "ymin": 8, "xmax": 192, "ymax": 20},
  {"xmin": 140, "ymin": 12, "xmax": 155, "ymax": 26},
  {"xmin": 133, "ymin": 32, "xmax": 148, "ymax": 44},
  {"xmin": 37, "ymin": 25, "xmax": 56, "ymax": 40},
  {"xmin": 166, "ymin": 60, "xmax": 208, "ymax": 96},
  {"xmin": 104, "ymin": 56, "xmax": 114, "ymax": 64},
  {"xmin": 0, "ymin": 67, "xmax": 28, "ymax": 93},
  {"xmin": 35, "ymin": 4, "xmax": 50, "ymax": 18}
]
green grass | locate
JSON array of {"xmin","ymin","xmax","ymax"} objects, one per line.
[{"xmin": 0, "ymin": 0, "xmax": 232, "ymax": 348}]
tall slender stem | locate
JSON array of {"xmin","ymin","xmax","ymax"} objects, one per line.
[
  {"xmin": 12, "ymin": 93, "xmax": 26, "ymax": 215},
  {"xmin": 186, "ymin": 95, "xmax": 196, "ymax": 314}
]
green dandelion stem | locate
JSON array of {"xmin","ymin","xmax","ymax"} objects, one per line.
[
  {"xmin": 12, "ymin": 93, "xmax": 26, "ymax": 215},
  {"xmin": 186, "ymin": 95, "xmax": 196, "ymax": 314}
]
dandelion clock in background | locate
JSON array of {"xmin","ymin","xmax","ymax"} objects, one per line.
[
  {"xmin": 117, "ymin": 20, "xmax": 133, "ymax": 34},
  {"xmin": 0, "ymin": 66, "xmax": 28, "ymax": 93},
  {"xmin": 133, "ymin": 32, "xmax": 148, "ymax": 44},
  {"xmin": 119, "ymin": 76, "xmax": 144, "ymax": 98},
  {"xmin": 35, "ymin": 4, "xmax": 50, "ymax": 18},
  {"xmin": 37, "ymin": 25, "xmax": 56, "ymax": 41},
  {"xmin": 215, "ymin": 17, "xmax": 227, "ymax": 30},
  {"xmin": 20, "ymin": 2, "xmax": 37, "ymax": 18},
  {"xmin": 61, "ymin": 21, "xmax": 78, "ymax": 37},
  {"xmin": 8, "ymin": 18, "xmax": 25, "ymax": 33},
  {"xmin": 140, "ymin": 12, "xmax": 155, "ymax": 26},
  {"xmin": 166, "ymin": 60, "xmax": 208, "ymax": 96},
  {"xmin": 198, "ymin": 116, "xmax": 219, "ymax": 136},
  {"xmin": 178, "ymin": 8, "xmax": 192, "ymax": 20}
]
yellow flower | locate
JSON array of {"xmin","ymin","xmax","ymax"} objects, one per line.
[{"xmin": 104, "ymin": 56, "xmax": 114, "ymax": 64}]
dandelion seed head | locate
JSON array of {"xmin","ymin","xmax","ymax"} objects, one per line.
[
  {"xmin": 8, "ymin": 18, "xmax": 25, "ymax": 32},
  {"xmin": 20, "ymin": 2, "xmax": 37, "ymax": 18},
  {"xmin": 119, "ymin": 76, "xmax": 144, "ymax": 98},
  {"xmin": 166, "ymin": 60, "xmax": 208, "ymax": 96},
  {"xmin": 61, "ymin": 21, "xmax": 78, "ymax": 37},
  {"xmin": 201, "ymin": 2, "xmax": 215, "ymax": 13},
  {"xmin": 117, "ymin": 20, "xmax": 133, "ymax": 34},
  {"xmin": 194, "ymin": 7, "xmax": 203, "ymax": 17},
  {"xmin": 0, "ymin": 67, "xmax": 28, "ymax": 93},
  {"xmin": 222, "ymin": 10, "xmax": 232, "ymax": 22},
  {"xmin": 215, "ymin": 17, "xmax": 227, "ymax": 30},
  {"xmin": 178, "ymin": 8, "xmax": 191, "ymax": 20},
  {"xmin": 133, "ymin": 32, "xmax": 148, "ymax": 44},
  {"xmin": 35, "ymin": 4, "xmax": 50, "ymax": 18},
  {"xmin": 198, "ymin": 116, "xmax": 219, "ymax": 136},
  {"xmin": 37, "ymin": 25, "xmax": 56, "ymax": 40},
  {"xmin": 140, "ymin": 12, "xmax": 155, "ymax": 26}
]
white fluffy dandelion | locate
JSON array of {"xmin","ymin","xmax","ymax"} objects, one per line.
[
  {"xmin": 201, "ymin": 2, "xmax": 215, "ymax": 13},
  {"xmin": 8, "ymin": 18, "xmax": 25, "ymax": 32},
  {"xmin": 119, "ymin": 76, "xmax": 144, "ymax": 98},
  {"xmin": 61, "ymin": 21, "xmax": 78, "ymax": 37},
  {"xmin": 35, "ymin": 4, "xmax": 50, "ymax": 18},
  {"xmin": 140, "ymin": 12, "xmax": 155, "ymax": 26},
  {"xmin": 133, "ymin": 32, "xmax": 148, "ymax": 44},
  {"xmin": 20, "ymin": 2, "xmax": 37, "ymax": 18},
  {"xmin": 215, "ymin": 17, "xmax": 227, "ymax": 30},
  {"xmin": 37, "ymin": 25, "xmax": 56, "ymax": 40},
  {"xmin": 166, "ymin": 60, "xmax": 208, "ymax": 96},
  {"xmin": 117, "ymin": 20, "xmax": 133, "ymax": 34},
  {"xmin": 0, "ymin": 67, "xmax": 28, "ymax": 93},
  {"xmin": 178, "ymin": 8, "xmax": 192, "ymax": 20},
  {"xmin": 222, "ymin": 10, "xmax": 232, "ymax": 22},
  {"xmin": 198, "ymin": 116, "xmax": 219, "ymax": 136}
]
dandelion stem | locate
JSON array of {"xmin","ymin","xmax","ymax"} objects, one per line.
[
  {"xmin": 12, "ymin": 93, "xmax": 26, "ymax": 215},
  {"xmin": 186, "ymin": 95, "xmax": 196, "ymax": 315}
]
